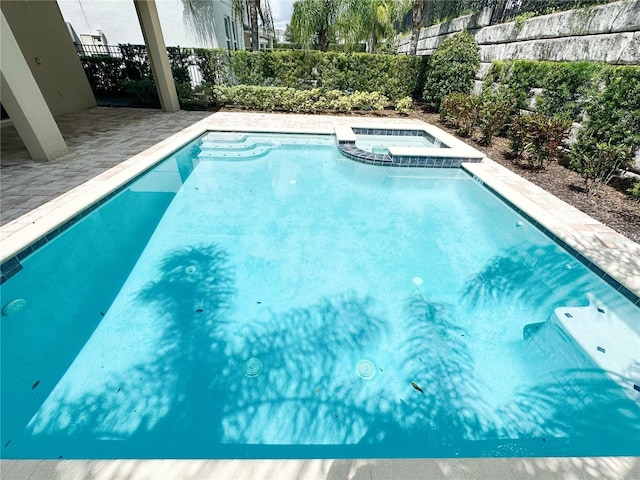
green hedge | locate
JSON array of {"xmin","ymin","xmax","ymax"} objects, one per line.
[
  {"xmin": 210, "ymin": 85, "xmax": 390, "ymax": 112},
  {"xmin": 81, "ymin": 45, "xmax": 427, "ymax": 104},
  {"xmin": 485, "ymin": 59, "xmax": 640, "ymax": 196},
  {"xmin": 483, "ymin": 60, "xmax": 607, "ymax": 121},
  {"xmin": 422, "ymin": 31, "xmax": 480, "ymax": 111},
  {"xmin": 484, "ymin": 59, "xmax": 640, "ymax": 149},
  {"xmin": 80, "ymin": 55, "xmax": 126, "ymax": 95},
  {"xmin": 215, "ymin": 50, "xmax": 424, "ymax": 101}
]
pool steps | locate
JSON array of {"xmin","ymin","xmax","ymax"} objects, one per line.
[
  {"xmin": 525, "ymin": 301, "xmax": 640, "ymax": 402},
  {"xmin": 198, "ymin": 135, "xmax": 272, "ymax": 160}
]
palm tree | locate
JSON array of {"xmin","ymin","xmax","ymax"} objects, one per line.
[
  {"xmin": 338, "ymin": 0, "xmax": 406, "ymax": 53},
  {"xmin": 290, "ymin": 0, "xmax": 341, "ymax": 52},
  {"xmin": 231, "ymin": 0, "xmax": 275, "ymax": 51},
  {"xmin": 408, "ymin": 0, "xmax": 429, "ymax": 55}
]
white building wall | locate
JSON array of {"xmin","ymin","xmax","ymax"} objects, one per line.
[
  {"xmin": 2, "ymin": 0, "xmax": 96, "ymax": 116},
  {"xmin": 57, "ymin": 0, "xmax": 244, "ymax": 49}
]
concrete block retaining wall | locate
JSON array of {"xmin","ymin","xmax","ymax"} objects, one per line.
[
  {"xmin": 397, "ymin": 0, "xmax": 640, "ymax": 89},
  {"xmin": 397, "ymin": 0, "xmax": 640, "ymax": 167}
]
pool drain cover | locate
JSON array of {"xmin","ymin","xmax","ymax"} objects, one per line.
[
  {"xmin": 242, "ymin": 358, "xmax": 263, "ymax": 378},
  {"xmin": 356, "ymin": 360, "xmax": 375, "ymax": 380},
  {"xmin": 2, "ymin": 298, "xmax": 26, "ymax": 316}
]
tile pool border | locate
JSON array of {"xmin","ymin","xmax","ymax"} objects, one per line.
[
  {"xmin": 462, "ymin": 159, "xmax": 640, "ymax": 303},
  {"xmin": 1, "ymin": 112, "xmax": 639, "ymax": 478},
  {"xmin": 335, "ymin": 125, "xmax": 485, "ymax": 167},
  {"xmin": 463, "ymin": 167, "xmax": 640, "ymax": 306}
]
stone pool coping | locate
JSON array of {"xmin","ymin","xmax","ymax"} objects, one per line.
[
  {"xmin": 1, "ymin": 457, "xmax": 638, "ymax": 479},
  {"xmin": 1, "ymin": 112, "xmax": 639, "ymax": 479}
]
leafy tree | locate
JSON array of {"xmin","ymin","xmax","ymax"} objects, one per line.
[
  {"xmin": 291, "ymin": 0, "xmax": 408, "ymax": 52},
  {"xmin": 290, "ymin": 0, "xmax": 341, "ymax": 51},
  {"xmin": 284, "ymin": 23, "xmax": 293, "ymax": 42}
]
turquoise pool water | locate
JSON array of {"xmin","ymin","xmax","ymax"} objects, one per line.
[
  {"xmin": 355, "ymin": 134, "xmax": 436, "ymax": 153},
  {"xmin": 1, "ymin": 132, "xmax": 639, "ymax": 459}
]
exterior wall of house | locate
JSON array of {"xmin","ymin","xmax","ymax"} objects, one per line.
[
  {"xmin": 57, "ymin": 0, "xmax": 245, "ymax": 50},
  {"xmin": 1, "ymin": 0, "xmax": 96, "ymax": 116}
]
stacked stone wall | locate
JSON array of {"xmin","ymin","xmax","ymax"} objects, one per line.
[{"xmin": 397, "ymin": 0, "xmax": 640, "ymax": 90}]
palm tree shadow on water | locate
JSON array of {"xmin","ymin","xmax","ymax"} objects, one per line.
[
  {"xmin": 131, "ymin": 244, "xmax": 237, "ymax": 447},
  {"xmin": 204, "ymin": 292, "xmax": 500, "ymax": 457},
  {"xmin": 496, "ymin": 365, "xmax": 640, "ymax": 456},
  {"xmin": 461, "ymin": 243, "xmax": 640, "ymax": 456},
  {"xmin": 463, "ymin": 243, "xmax": 594, "ymax": 311},
  {"xmin": 18, "ymin": 243, "xmax": 639, "ymax": 458},
  {"xmin": 17, "ymin": 244, "xmax": 236, "ymax": 458},
  {"xmin": 382, "ymin": 295, "xmax": 503, "ymax": 457}
]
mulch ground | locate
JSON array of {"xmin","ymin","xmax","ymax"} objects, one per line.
[{"xmin": 219, "ymin": 106, "xmax": 640, "ymax": 244}]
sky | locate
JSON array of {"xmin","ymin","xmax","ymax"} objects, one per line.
[{"xmin": 269, "ymin": 0, "xmax": 295, "ymax": 30}]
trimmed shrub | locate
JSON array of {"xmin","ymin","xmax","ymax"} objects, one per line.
[
  {"xmin": 167, "ymin": 46, "xmax": 191, "ymax": 84},
  {"xmin": 119, "ymin": 44, "xmax": 152, "ymax": 81},
  {"xmin": 79, "ymin": 45, "xmax": 426, "ymax": 106},
  {"xmin": 210, "ymin": 85, "xmax": 390, "ymax": 113},
  {"xmin": 216, "ymin": 50, "xmax": 421, "ymax": 101},
  {"xmin": 440, "ymin": 87, "xmax": 515, "ymax": 143},
  {"xmin": 575, "ymin": 66, "xmax": 640, "ymax": 152},
  {"xmin": 483, "ymin": 60, "xmax": 607, "ymax": 121},
  {"xmin": 80, "ymin": 55, "xmax": 125, "ymax": 95},
  {"xmin": 570, "ymin": 66, "xmax": 640, "ymax": 194},
  {"xmin": 122, "ymin": 78, "xmax": 160, "ymax": 107},
  {"xmin": 477, "ymin": 86, "xmax": 517, "ymax": 145},
  {"xmin": 570, "ymin": 141, "xmax": 634, "ymax": 194},
  {"xmin": 422, "ymin": 31, "xmax": 480, "ymax": 111},
  {"xmin": 629, "ymin": 181, "xmax": 640, "ymax": 201},
  {"xmin": 229, "ymin": 50, "xmax": 269, "ymax": 85},
  {"xmin": 395, "ymin": 96, "xmax": 413, "ymax": 115},
  {"xmin": 509, "ymin": 113, "xmax": 572, "ymax": 169},
  {"xmin": 193, "ymin": 48, "xmax": 231, "ymax": 85},
  {"xmin": 440, "ymin": 92, "xmax": 479, "ymax": 137},
  {"xmin": 536, "ymin": 61, "xmax": 605, "ymax": 120}
]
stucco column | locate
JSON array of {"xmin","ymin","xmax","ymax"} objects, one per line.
[
  {"xmin": 134, "ymin": 0, "xmax": 180, "ymax": 112},
  {"xmin": 0, "ymin": 10, "xmax": 68, "ymax": 161}
]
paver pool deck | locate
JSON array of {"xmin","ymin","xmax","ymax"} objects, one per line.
[{"xmin": 1, "ymin": 108, "xmax": 638, "ymax": 479}]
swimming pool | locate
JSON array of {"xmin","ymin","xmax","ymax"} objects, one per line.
[{"xmin": 1, "ymin": 131, "xmax": 639, "ymax": 459}]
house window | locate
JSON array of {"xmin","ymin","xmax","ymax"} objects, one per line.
[
  {"xmin": 231, "ymin": 21, "xmax": 238, "ymax": 50},
  {"xmin": 224, "ymin": 16, "xmax": 232, "ymax": 50}
]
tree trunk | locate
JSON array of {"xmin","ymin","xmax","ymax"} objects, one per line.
[
  {"xmin": 250, "ymin": 0, "xmax": 260, "ymax": 50},
  {"xmin": 317, "ymin": 27, "xmax": 329, "ymax": 52},
  {"xmin": 409, "ymin": 0, "xmax": 428, "ymax": 55},
  {"xmin": 368, "ymin": 29, "xmax": 377, "ymax": 53}
]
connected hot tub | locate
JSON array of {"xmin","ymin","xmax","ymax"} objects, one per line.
[{"xmin": 335, "ymin": 124, "xmax": 485, "ymax": 167}]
